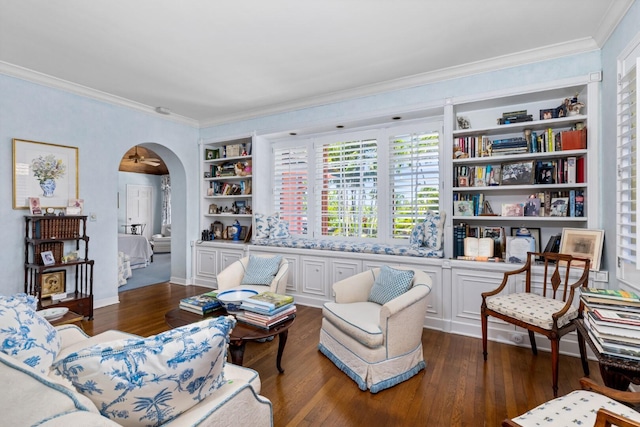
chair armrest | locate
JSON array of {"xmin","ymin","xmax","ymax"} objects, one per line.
[
  {"xmin": 55, "ymin": 324, "xmax": 90, "ymax": 350},
  {"xmin": 269, "ymin": 259, "xmax": 290, "ymax": 294},
  {"xmin": 580, "ymin": 377, "xmax": 640, "ymax": 406},
  {"xmin": 594, "ymin": 408, "xmax": 640, "ymax": 427},
  {"xmin": 333, "ymin": 270, "xmax": 377, "ymax": 303},
  {"xmin": 380, "ymin": 284, "xmax": 431, "ymax": 356},
  {"xmin": 216, "ymin": 259, "xmax": 247, "ymax": 290}
]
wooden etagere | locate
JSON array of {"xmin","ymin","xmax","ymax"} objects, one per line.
[{"xmin": 24, "ymin": 215, "xmax": 94, "ymax": 319}]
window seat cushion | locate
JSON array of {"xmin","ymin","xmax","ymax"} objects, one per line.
[{"xmin": 252, "ymin": 238, "xmax": 444, "ymax": 258}]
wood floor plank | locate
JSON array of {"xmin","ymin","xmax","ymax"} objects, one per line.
[{"xmin": 80, "ymin": 283, "xmax": 604, "ymax": 426}]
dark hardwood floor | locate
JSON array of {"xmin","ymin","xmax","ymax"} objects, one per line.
[{"xmin": 82, "ymin": 283, "xmax": 603, "ymax": 426}]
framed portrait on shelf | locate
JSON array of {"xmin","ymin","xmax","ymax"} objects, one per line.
[
  {"xmin": 559, "ymin": 228, "xmax": 605, "ymax": 271},
  {"xmin": 208, "ymin": 204, "xmax": 218, "ymax": 214},
  {"xmin": 500, "ymin": 161, "xmax": 534, "ymax": 186},
  {"xmin": 41, "ymin": 250, "xmax": 55, "ymax": 266},
  {"xmin": 13, "ymin": 139, "xmax": 79, "ymax": 210},
  {"xmin": 212, "ymin": 221, "xmax": 223, "ymax": 239},
  {"xmin": 510, "ymin": 227, "xmax": 541, "ymax": 254},
  {"xmin": 41, "ymin": 270, "xmax": 65, "ymax": 298}
]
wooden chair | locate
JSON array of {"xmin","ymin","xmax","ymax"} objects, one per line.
[
  {"xmin": 481, "ymin": 251, "xmax": 591, "ymax": 397},
  {"xmin": 503, "ymin": 377, "xmax": 640, "ymax": 426}
]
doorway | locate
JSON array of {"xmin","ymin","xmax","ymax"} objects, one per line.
[{"xmin": 126, "ymin": 184, "xmax": 153, "ymax": 240}]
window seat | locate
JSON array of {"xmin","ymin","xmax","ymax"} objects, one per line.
[{"xmin": 252, "ymin": 238, "xmax": 444, "ymax": 258}]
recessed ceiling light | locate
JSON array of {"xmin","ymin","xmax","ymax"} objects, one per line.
[
  {"xmin": 289, "ymin": 132, "xmax": 297, "ymax": 136},
  {"xmin": 155, "ymin": 106, "xmax": 171, "ymax": 115},
  {"xmin": 336, "ymin": 125, "xmax": 344, "ymax": 128},
  {"xmin": 392, "ymin": 116, "xmax": 402, "ymax": 120}
]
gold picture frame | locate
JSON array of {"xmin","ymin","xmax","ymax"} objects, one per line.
[
  {"xmin": 41, "ymin": 270, "xmax": 66, "ymax": 298},
  {"xmin": 13, "ymin": 139, "xmax": 79, "ymax": 209},
  {"xmin": 559, "ymin": 228, "xmax": 605, "ymax": 271}
]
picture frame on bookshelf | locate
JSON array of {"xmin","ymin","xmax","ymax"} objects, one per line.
[
  {"xmin": 501, "ymin": 203, "xmax": 524, "ymax": 217},
  {"xmin": 559, "ymin": 228, "xmax": 604, "ymax": 271},
  {"xmin": 205, "ymin": 148, "xmax": 219, "ymax": 160},
  {"xmin": 536, "ymin": 163, "xmax": 555, "ymax": 184},
  {"xmin": 41, "ymin": 250, "xmax": 55, "ymax": 266},
  {"xmin": 454, "ymin": 200, "xmax": 474, "ymax": 217},
  {"xmin": 549, "ymin": 197, "xmax": 569, "ymax": 217},
  {"xmin": 500, "ymin": 161, "xmax": 534, "ymax": 186},
  {"xmin": 206, "ymin": 187, "xmax": 214, "ymax": 196},
  {"xmin": 523, "ymin": 197, "xmax": 541, "ymax": 216},
  {"xmin": 41, "ymin": 270, "xmax": 65, "ymax": 298},
  {"xmin": 540, "ymin": 108, "xmax": 556, "ymax": 120},
  {"xmin": 457, "ymin": 176, "xmax": 469, "ymax": 187},
  {"xmin": 212, "ymin": 221, "xmax": 223, "ymax": 239},
  {"xmin": 510, "ymin": 227, "xmax": 541, "ymax": 254},
  {"xmin": 208, "ymin": 204, "xmax": 218, "ymax": 214}
]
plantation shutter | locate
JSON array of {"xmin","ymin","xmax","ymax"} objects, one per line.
[
  {"xmin": 273, "ymin": 146, "xmax": 308, "ymax": 235},
  {"xmin": 314, "ymin": 138, "xmax": 378, "ymax": 238},
  {"xmin": 389, "ymin": 130, "xmax": 440, "ymax": 238}
]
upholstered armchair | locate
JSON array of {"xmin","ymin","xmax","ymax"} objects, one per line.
[
  {"xmin": 216, "ymin": 255, "xmax": 290, "ymax": 294},
  {"xmin": 318, "ymin": 266, "xmax": 432, "ymax": 393},
  {"xmin": 150, "ymin": 224, "xmax": 171, "ymax": 253}
]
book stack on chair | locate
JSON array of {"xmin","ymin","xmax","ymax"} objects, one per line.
[
  {"xmin": 236, "ymin": 291, "xmax": 296, "ymax": 329},
  {"xmin": 179, "ymin": 291, "xmax": 222, "ymax": 315},
  {"xmin": 581, "ymin": 287, "xmax": 640, "ymax": 360}
]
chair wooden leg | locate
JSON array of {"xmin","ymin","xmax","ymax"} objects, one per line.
[
  {"xmin": 551, "ymin": 338, "xmax": 559, "ymax": 398},
  {"xmin": 482, "ymin": 312, "xmax": 488, "ymax": 361},
  {"xmin": 528, "ymin": 330, "xmax": 537, "ymax": 355},
  {"xmin": 577, "ymin": 328, "xmax": 590, "ymax": 376}
]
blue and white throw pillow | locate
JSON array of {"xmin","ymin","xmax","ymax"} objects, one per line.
[
  {"xmin": 53, "ymin": 316, "xmax": 235, "ymax": 427},
  {"xmin": 241, "ymin": 255, "xmax": 283, "ymax": 285},
  {"xmin": 422, "ymin": 211, "xmax": 445, "ymax": 250},
  {"xmin": 368, "ymin": 266, "xmax": 415, "ymax": 305},
  {"xmin": 255, "ymin": 212, "xmax": 279, "ymax": 239},
  {"xmin": 270, "ymin": 218, "xmax": 291, "ymax": 239},
  {"xmin": 409, "ymin": 222, "xmax": 426, "ymax": 248},
  {"xmin": 0, "ymin": 293, "xmax": 61, "ymax": 374}
]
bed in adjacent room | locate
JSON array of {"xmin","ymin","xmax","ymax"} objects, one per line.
[{"xmin": 118, "ymin": 233, "xmax": 153, "ymax": 270}]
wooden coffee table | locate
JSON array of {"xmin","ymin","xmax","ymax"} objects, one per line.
[{"xmin": 165, "ymin": 308, "xmax": 294, "ymax": 373}]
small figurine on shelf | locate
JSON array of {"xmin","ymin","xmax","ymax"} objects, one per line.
[{"xmin": 231, "ymin": 220, "xmax": 242, "ymax": 241}]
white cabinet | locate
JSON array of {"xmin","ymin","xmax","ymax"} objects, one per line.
[
  {"xmin": 200, "ymin": 136, "xmax": 254, "ymax": 241},
  {"xmin": 300, "ymin": 257, "xmax": 330, "ymax": 300},
  {"xmin": 193, "ymin": 242, "xmax": 245, "ymax": 287}
]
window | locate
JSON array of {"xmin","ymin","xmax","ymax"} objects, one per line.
[
  {"xmin": 390, "ymin": 130, "xmax": 440, "ymax": 238},
  {"xmin": 617, "ymin": 37, "xmax": 640, "ymax": 289},
  {"xmin": 272, "ymin": 121, "xmax": 441, "ymax": 242}
]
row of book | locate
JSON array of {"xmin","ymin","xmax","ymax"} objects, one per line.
[
  {"xmin": 208, "ymin": 180, "xmax": 249, "ymax": 196},
  {"xmin": 454, "ymin": 127, "xmax": 586, "ymax": 159},
  {"xmin": 581, "ymin": 288, "xmax": 640, "ymax": 361}
]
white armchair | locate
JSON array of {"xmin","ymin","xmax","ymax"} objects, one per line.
[
  {"xmin": 216, "ymin": 255, "xmax": 290, "ymax": 294},
  {"xmin": 151, "ymin": 224, "xmax": 171, "ymax": 253},
  {"xmin": 318, "ymin": 266, "xmax": 432, "ymax": 393}
]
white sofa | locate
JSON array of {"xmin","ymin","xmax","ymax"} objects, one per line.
[
  {"xmin": 1, "ymin": 324, "xmax": 273, "ymax": 426},
  {"xmin": 151, "ymin": 224, "xmax": 172, "ymax": 253}
]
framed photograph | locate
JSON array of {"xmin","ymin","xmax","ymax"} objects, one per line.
[
  {"xmin": 501, "ymin": 203, "xmax": 524, "ymax": 217},
  {"xmin": 239, "ymin": 226, "xmax": 248, "ymax": 240},
  {"xmin": 500, "ymin": 161, "xmax": 534, "ymax": 186},
  {"xmin": 13, "ymin": 139, "xmax": 79, "ymax": 209},
  {"xmin": 28, "ymin": 197, "xmax": 42, "ymax": 215},
  {"xmin": 536, "ymin": 162, "xmax": 555, "ymax": 184},
  {"xmin": 243, "ymin": 225, "xmax": 253, "ymax": 243},
  {"xmin": 560, "ymin": 228, "xmax": 605, "ymax": 271},
  {"xmin": 523, "ymin": 197, "xmax": 541, "ymax": 216},
  {"xmin": 206, "ymin": 187, "xmax": 214, "ymax": 196},
  {"xmin": 457, "ymin": 176, "xmax": 469, "ymax": 187},
  {"xmin": 208, "ymin": 203, "xmax": 218, "ymax": 214},
  {"xmin": 212, "ymin": 221, "xmax": 223, "ymax": 239},
  {"xmin": 549, "ymin": 197, "xmax": 569, "ymax": 217},
  {"xmin": 205, "ymin": 148, "xmax": 219, "ymax": 160},
  {"xmin": 540, "ymin": 108, "xmax": 556, "ymax": 120},
  {"xmin": 510, "ymin": 227, "xmax": 541, "ymax": 254},
  {"xmin": 41, "ymin": 270, "xmax": 65, "ymax": 298},
  {"xmin": 41, "ymin": 250, "xmax": 55, "ymax": 266},
  {"xmin": 454, "ymin": 200, "xmax": 474, "ymax": 216}
]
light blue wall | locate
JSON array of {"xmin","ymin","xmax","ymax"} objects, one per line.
[
  {"xmin": 117, "ymin": 172, "xmax": 164, "ymax": 235},
  {"xmin": 601, "ymin": 1, "xmax": 640, "ymax": 283},
  {"xmin": 0, "ymin": 74, "xmax": 199, "ymax": 307}
]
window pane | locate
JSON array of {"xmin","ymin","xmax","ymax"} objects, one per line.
[
  {"xmin": 390, "ymin": 130, "xmax": 440, "ymax": 239},
  {"xmin": 273, "ymin": 146, "xmax": 308, "ymax": 235},
  {"xmin": 315, "ymin": 139, "xmax": 378, "ymax": 238}
]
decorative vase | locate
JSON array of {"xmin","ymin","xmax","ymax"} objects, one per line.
[{"xmin": 40, "ymin": 179, "xmax": 56, "ymax": 197}]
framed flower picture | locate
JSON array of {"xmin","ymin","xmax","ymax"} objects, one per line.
[{"xmin": 13, "ymin": 139, "xmax": 79, "ymax": 209}]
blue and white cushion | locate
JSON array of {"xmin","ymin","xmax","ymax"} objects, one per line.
[
  {"xmin": 255, "ymin": 212, "xmax": 278, "ymax": 239},
  {"xmin": 0, "ymin": 294, "xmax": 61, "ymax": 374},
  {"xmin": 368, "ymin": 266, "xmax": 415, "ymax": 305},
  {"xmin": 53, "ymin": 316, "xmax": 235, "ymax": 427},
  {"xmin": 270, "ymin": 219, "xmax": 291, "ymax": 239},
  {"xmin": 422, "ymin": 211, "xmax": 445, "ymax": 250},
  {"xmin": 241, "ymin": 255, "xmax": 283, "ymax": 285},
  {"xmin": 409, "ymin": 222, "xmax": 426, "ymax": 248}
]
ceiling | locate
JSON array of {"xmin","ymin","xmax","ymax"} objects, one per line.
[
  {"xmin": 0, "ymin": 1, "xmax": 634, "ymax": 127},
  {"xmin": 119, "ymin": 146, "xmax": 168, "ymax": 175}
]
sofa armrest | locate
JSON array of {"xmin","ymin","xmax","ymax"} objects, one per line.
[
  {"xmin": 333, "ymin": 270, "xmax": 377, "ymax": 303},
  {"xmin": 55, "ymin": 324, "xmax": 90, "ymax": 350}
]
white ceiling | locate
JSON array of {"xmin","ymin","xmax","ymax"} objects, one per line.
[{"xmin": 0, "ymin": 1, "xmax": 634, "ymax": 127}]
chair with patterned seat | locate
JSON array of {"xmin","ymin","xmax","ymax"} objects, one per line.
[{"xmin": 481, "ymin": 251, "xmax": 591, "ymax": 397}]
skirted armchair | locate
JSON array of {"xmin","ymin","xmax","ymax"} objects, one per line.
[
  {"xmin": 216, "ymin": 255, "xmax": 290, "ymax": 295},
  {"xmin": 318, "ymin": 266, "xmax": 432, "ymax": 393}
]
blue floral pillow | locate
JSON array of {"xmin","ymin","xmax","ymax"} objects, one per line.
[
  {"xmin": 409, "ymin": 211, "xmax": 445, "ymax": 250},
  {"xmin": 368, "ymin": 266, "xmax": 415, "ymax": 305},
  {"xmin": 241, "ymin": 255, "xmax": 283, "ymax": 285},
  {"xmin": 409, "ymin": 222, "xmax": 426, "ymax": 248},
  {"xmin": 269, "ymin": 218, "xmax": 291, "ymax": 239},
  {"xmin": 255, "ymin": 212, "xmax": 279, "ymax": 239},
  {"xmin": 0, "ymin": 293, "xmax": 61, "ymax": 374},
  {"xmin": 53, "ymin": 316, "xmax": 235, "ymax": 427}
]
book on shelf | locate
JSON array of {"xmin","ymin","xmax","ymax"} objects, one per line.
[
  {"xmin": 581, "ymin": 288, "xmax": 640, "ymax": 304},
  {"xmin": 244, "ymin": 292, "xmax": 294, "ymax": 311},
  {"xmin": 464, "ymin": 237, "xmax": 494, "ymax": 258}
]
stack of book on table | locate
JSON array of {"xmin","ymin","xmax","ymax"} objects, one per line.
[
  {"xmin": 236, "ymin": 291, "xmax": 296, "ymax": 329},
  {"xmin": 179, "ymin": 291, "xmax": 222, "ymax": 315},
  {"xmin": 581, "ymin": 287, "xmax": 640, "ymax": 360}
]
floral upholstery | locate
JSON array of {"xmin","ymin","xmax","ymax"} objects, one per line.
[
  {"xmin": 53, "ymin": 317, "xmax": 235, "ymax": 427},
  {"xmin": 486, "ymin": 292, "xmax": 578, "ymax": 330},
  {"xmin": 253, "ymin": 237, "xmax": 444, "ymax": 258},
  {"xmin": 255, "ymin": 213, "xmax": 278, "ymax": 239},
  {"xmin": 510, "ymin": 390, "xmax": 640, "ymax": 426},
  {"xmin": 410, "ymin": 211, "xmax": 445, "ymax": 250},
  {"xmin": 0, "ymin": 294, "xmax": 61, "ymax": 374}
]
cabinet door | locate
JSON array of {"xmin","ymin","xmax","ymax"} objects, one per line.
[
  {"xmin": 195, "ymin": 247, "xmax": 218, "ymax": 286},
  {"xmin": 300, "ymin": 257, "xmax": 329, "ymax": 298},
  {"xmin": 220, "ymin": 249, "xmax": 243, "ymax": 271},
  {"xmin": 330, "ymin": 259, "xmax": 362, "ymax": 293}
]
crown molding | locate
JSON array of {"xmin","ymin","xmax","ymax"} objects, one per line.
[
  {"xmin": 0, "ymin": 61, "xmax": 199, "ymax": 128},
  {"xmin": 592, "ymin": 0, "xmax": 635, "ymax": 46},
  {"xmin": 199, "ymin": 38, "xmax": 600, "ymax": 128}
]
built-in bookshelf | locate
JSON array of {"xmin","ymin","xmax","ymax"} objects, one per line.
[{"xmin": 448, "ymin": 76, "xmax": 600, "ymax": 261}]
